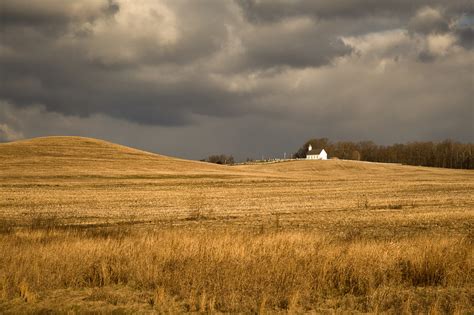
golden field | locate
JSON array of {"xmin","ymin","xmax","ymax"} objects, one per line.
[{"xmin": 0, "ymin": 137, "xmax": 473, "ymax": 313}]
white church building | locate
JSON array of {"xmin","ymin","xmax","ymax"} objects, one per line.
[{"xmin": 306, "ymin": 145, "xmax": 328, "ymax": 160}]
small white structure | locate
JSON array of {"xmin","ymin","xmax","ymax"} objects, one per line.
[{"xmin": 306, "ymin": 145, "xmax": 328, "ymax": 160}]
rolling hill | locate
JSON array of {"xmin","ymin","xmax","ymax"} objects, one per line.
[
  {"xmin": 0, "ymin": 136, "xmax": 236, "ymax": 177},
  {"xmin": 1, "ymin": 135, "xmax": 471, "ymax": 227},
  {"xmin": 1, "ymin": 136, "xmax": 464, "ymax": 179}
]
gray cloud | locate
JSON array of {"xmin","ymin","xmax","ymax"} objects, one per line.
[
  {"xmin": 407, "ymin": 7, "xmax": 450, "ymax": 35},
  {"xmin": 0, "ymin": 1, "xmax": 472, "ymax": 157},
  {"xmin": 0, "ymin": 0, "xmax": 118, "ymax": 26},
  {"xmin": 235, "ymin": 0, "xmax": 472, "ymax": 22},
  {"xmin": 454, "ymin": 25, "xmax": 474, "ymax": 49},
  {"xmin": 240, "ymin": 17, "xmax": 353, "ymax": 69}
]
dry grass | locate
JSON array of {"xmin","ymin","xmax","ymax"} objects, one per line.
[
  {"xmin": 0, "ymin": 137, "xmax": 473, "ymax": 313},
  {"xmin": 1, "ymin": 228, "xmax": 472, "ymax": 313}
]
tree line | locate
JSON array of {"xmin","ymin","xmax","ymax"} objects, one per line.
[
  {"xmin": 293, "ymin": 138, "xmax": 474, "ymax": 169},
  {"xmin": 201, "ymin": 154, "xmax": 235, "ymax": 165}
]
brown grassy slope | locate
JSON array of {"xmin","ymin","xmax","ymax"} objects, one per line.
[
  {"xmin": 0, "ymin": 137, "xmax": 473, "ymax": 313},
  {"xmin": 2, "ymin": 135, "xmax": 466, "ymax": 179},
  {"xmin": 236, "ymin": 156, "xmax": 470, "ymax": 178},
  {"xmin": 0, "ymin": 136, "xmax": 473, "ymax": 233},
  {"xmin": 0, "ymin": 136, "xmax": 243, "ymax": 177}
]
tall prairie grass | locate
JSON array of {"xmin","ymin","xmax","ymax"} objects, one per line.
[{"xmin": 1, "ymin": 226, "xmax": 472, "ymax": 313}]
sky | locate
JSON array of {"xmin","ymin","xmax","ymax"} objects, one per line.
[{"xmin": 0, "ymin": 0, "xmax": 473, "ymax": 160}]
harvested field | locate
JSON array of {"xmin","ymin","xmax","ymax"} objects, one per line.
[{"xmin": 0, "ymin": 137, "xmax": 473, "ymax": 313}]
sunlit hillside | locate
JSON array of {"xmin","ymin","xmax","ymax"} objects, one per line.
[
  {"xmin": 0, "ymin": 136, "xmax": 238, "ymax": 176},
  {"xmin": 0, "ymin": 137, "xmax": 472, "ymax": 313}
]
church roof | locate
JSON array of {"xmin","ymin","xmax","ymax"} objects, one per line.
[{"xmin": 307, "ymin": 148, "xmax": 325, "ymax": 155}]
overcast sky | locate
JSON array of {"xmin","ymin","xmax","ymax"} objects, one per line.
[{"xmin": 1, "ymin": 0, "xmax": 473, "ymax": 160}]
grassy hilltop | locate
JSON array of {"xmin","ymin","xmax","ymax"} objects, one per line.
[{"xmin": 0, "ymin": 137, "xmax": 473, "ymax": 313}]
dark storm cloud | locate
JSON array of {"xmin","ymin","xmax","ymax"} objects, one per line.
[
  {"xmin": 0, "ymin": 52, "xmax": 249, "ymax": 126},
  {"xmin": 0, "ymin": 0, "xmax": 119, "ymax": 31},
  {"xmin": 454, "ymin": 25, "xmax": 474, "ymax": 49},
  {"xmin": 417, "ymin": 50, "xmax": 436, "ymax": 63},
  {"xmin": 0, "ymin": 0, "xmax": 355, "ymax": 125},
  {"xmin": 0, "ymin": 1, "xmax": 250, "ymax": 125},
  {"xmin": 0, "ymin": 0, "xmax": 473, "ymax": 155},
  {"xmin": 240, "ymin": 18, "xmax": 352, "ymax": 69},
  {"xmin": 235, "ymin": 0, "xmax": 472, "ymax": 22}
]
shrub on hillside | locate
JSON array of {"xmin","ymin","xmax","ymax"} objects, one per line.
[{"xmin": 205, "ymin": 154, "xmax": 234, "ymax": 165}]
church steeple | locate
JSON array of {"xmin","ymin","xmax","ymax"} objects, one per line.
[{"xmin": 308, "ymin": 144, "xmax": 312, "ymax": 151}]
